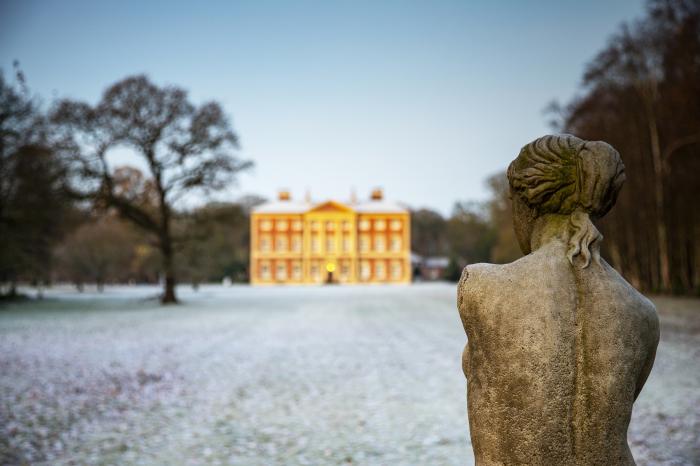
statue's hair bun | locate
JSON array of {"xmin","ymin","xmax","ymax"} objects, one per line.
[
  {"xmin": 507, "ymin": 134, "xmax": 626, "ymax": 268},
  {"xmin": 508, "ymin": 134, "xmax": 625, "ymax": 219}
]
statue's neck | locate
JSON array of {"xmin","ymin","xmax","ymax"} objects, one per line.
[
  {"xmin": 530, "ymin": 214, "xmax": 570, "ymax": 252},
  {"xmin": 529, "ymin": 212, "xmax": 604, "ymax": 269}
]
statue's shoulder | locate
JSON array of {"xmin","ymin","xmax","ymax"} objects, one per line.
[
  {"xmin": 458, "ymin": 255, "xmax": 539, "ymax": 322},
  {"xmin": 459, "ymin": 262, "xmax": 499, "ymax": 289},
  {"xmin": 637, "ymin": 292, "xmax": 659, "ymax": 326},
  {"xmin": 459, "ymin": 254, "xmax": 534, "ymax": 292},
  {"xmin": 631, "ymin": 287, "xmax": 660, "ymax": 343},
  {"xmin": 602, "ymin": 260, "xmax": 659, "ymax": 329},
  {"xmin": 457, "ymin": 262, "xmax": 508, "ymax": 319}
]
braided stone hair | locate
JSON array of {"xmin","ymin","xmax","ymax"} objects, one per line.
[{"xmin": 507, "ymin": 134, "xmax": 626, "ymax": 268}]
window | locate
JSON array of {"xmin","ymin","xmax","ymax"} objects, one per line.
[
  {"xmin": 276, "ymin": 220, "xmax": 288, "ymax": 231},
  {"xmin": 275, "ymin": 236, "xmax": 288, "ymax": 252},
  {"xmin": 342, "ymin": 236, "xmax": 351, "ymax": 252},
  {"xmin": 260, "ymin": 236, "xmax": 271, "ymax": 252},
  {"xmin": 292, "ymin": 220, "xmax": 303, "ymax": 231},
  {"xmin": 276, "ymin": 262, "xmax": 287, "ymax": 280},
  {"xmin": 359, "ymin": 219, "xmax": 370, "ymax": 231},
  {"xmin": 341, "ymin": 262, "xmax": 350, "ymax": 278},
  {"xmin": 374, "ymin": 236, "xmax": 385, "ymax": 252},
  {"xmin": 326, "ymin": 221, "xmax": 335, "ymax": 231},
  {"xmin": 342, "ymin": 221, "xmax": 351, "ymax": 231},
  {"xmin": 311, "ymin": 221, "xmax": 320, "ymax": 231},
  {"xmin": 326, "ymin": 237, "xmax": 335, "ymax": 253},
  {"xmin": 390, "ymin": 235, "xmax": 401, "ymax": 252},
  {"xmin": 360, "ymin": 261, "xmax": 371, "ymax": 281},
  {"xmin": 311, "ymin": 264, "xmax": 320, "ymax": 280},
  {"xmin": 292, "ymin": 235, "xmax": 302, "ymax": 252},
  {"xmin": 260, "ymin": 261, "xmax": 271, "ymax": 280},
  {"xmin": 360, "ymin": 235, "xmax": 370, "ymax": 252},
  {"xmin": 375, "ymin": 219, "xmax": 386, "ymax": 231},
  {"xmin": 261, "ymin": 220, "xmax": 272, "ymax": 231},
  {"xmin": 391, "ymin": 260, "xmax": 402, "ymax": 279},
  {"xmin": 375, "ymin": 261, "xmax": 386, "ymax": 279},
  {"xmin": 311, "ymin": 235, "xmax": 320, "ymax": 253},
  {"xmin": 292, "ymin": 262, "xmax": 302, "ymax": 280},
  {"xmin": 390, "ymin": 219, "xmax": 402, "ymax": 231}
]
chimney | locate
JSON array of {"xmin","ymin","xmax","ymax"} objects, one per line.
[
  {"xmin": 278, "ymin": 190, "xmax": 291, "ymax": 201},
  {"xmin": 370, "ymin": 188, "xmax": 383, "ymax": 201}
]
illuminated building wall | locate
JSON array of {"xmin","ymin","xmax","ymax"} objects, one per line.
[{"xmin": 250, "ymin": 189, "xmax": 411, "ymax": 284}]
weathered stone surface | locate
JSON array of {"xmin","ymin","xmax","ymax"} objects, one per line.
[{"xmin": 458, "ymin": 134, "xmax": 660, "ymax": 465}]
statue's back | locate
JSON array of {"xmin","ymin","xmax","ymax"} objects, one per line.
[{"xmin": 459, "ymin": 241, "xmax": 659, "ymax": 465}]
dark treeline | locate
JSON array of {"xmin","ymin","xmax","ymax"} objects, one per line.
[{"xmin": 550, "ymin": 0, "xmax": 700, "ymax": 293}]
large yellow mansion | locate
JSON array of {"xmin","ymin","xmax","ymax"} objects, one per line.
[{"xmin": 250, "ymin": 189, "xmax": 411, "ymax": 285}]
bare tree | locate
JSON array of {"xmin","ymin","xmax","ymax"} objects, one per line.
[
  {"xmin": 52, "ymin": 75, "xmax": 251, "ymax": 303},
  {"xmin": 553, "ymin": 0, "xmax": 700, "ymax": 293},
  {"xmin": 582, "ymin": 19, "xmax": 672, "ymax": 290}
]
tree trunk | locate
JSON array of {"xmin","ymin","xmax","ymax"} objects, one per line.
[
  {"xmin": 695, "ymin": 225, "xmax": 700, "ymax": 292},
  {"xmin": 153, "ymin": 173, "xmax": 178, "ymax": 304},
  {"xmin": 161, "ymin": 239, "xmax": 178, "ymax": 304},
  {"xmin": 163, "ymin": 274, "xmax": 176, "ymax": 303},
  {"xmin": 642, "ymin": 88, "xmax": 672, "ymax": 292},
  {"xmin": 679, "ymin": 239, "xmax": 692, "ymax": 292}
]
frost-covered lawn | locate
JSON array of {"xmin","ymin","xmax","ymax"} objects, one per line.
[{"xmin": 0, "ymin": 284, "xmax": 698, "ymax": 466}]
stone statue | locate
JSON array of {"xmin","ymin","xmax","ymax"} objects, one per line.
[{"xmin": 457, "ymin": 135, "xmax": 659, "ymax": 465}]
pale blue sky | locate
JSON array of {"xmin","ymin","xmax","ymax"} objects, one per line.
[{"xmin": 1, "ymin": 0, "xmax": 645, "ymax": 214}]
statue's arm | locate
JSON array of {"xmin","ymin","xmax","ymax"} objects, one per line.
[
  {"xmin": 458, "ymin": 266, "xmax": 477, "ymax": 380},
  {"xmin": 457, "ymin": 266, "xmax": 479, "ymax": 334},
  {"xmin": 634, "ymin": 309, "xmax": 660, "ymax": 400}
]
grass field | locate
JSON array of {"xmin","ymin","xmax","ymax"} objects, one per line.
[{"xmin": 1, "ymin": 284, "xmax": 698, "ymax": 466}]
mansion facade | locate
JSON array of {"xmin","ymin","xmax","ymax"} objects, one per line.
[{"xmin": 250, "ymin": 189, "xmax": 411, "ymax": 285}]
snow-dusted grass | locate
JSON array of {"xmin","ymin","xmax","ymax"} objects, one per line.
[{"xmin": 0, "ymin": 284, "xmax": 698, "ymax": 465}]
